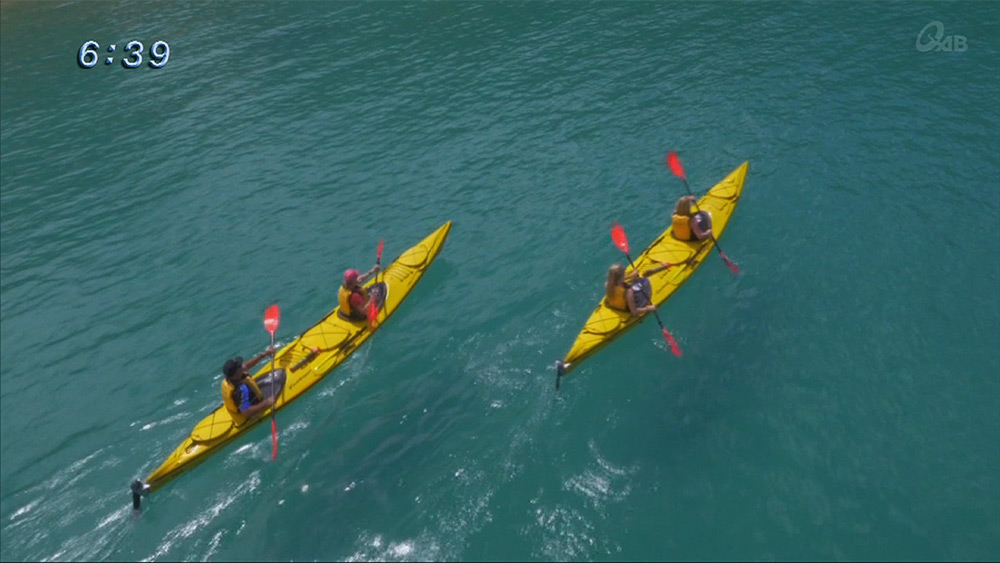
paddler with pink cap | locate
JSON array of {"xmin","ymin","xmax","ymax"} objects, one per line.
[{"xmin": 337, "ymin": 262, "xmax": 380, "ymax": 321}]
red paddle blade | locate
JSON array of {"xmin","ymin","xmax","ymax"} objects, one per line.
[
  {"xmin": 721, "ymin": 252, "xmax": 740, "ymax": 275},
  {"xmin": 663, "ymin": 328, "xmax": 682, "ymax": 357},
  {"xmin": 376, "ymin": 238, "xmax": 385, "ymax": 262},
  {"xmin": 271, "ymin": 418, "xmax": 278, "ymax": 459},
  {"xmin": 264, "ymin": 304, "xmax": 280, "ymax": 334},
  {"xmin": 610, "ymin": 222, "xmax": 629, "ymax": 254},
  {"xmin": 367, "ymin": 300, "xmax": 378, "ymax": 328},
  {"xmin": 666, "ymin": 151, "xmax": 686, "ymax": 180}
]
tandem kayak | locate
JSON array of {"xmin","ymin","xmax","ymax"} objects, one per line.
[
  {"xmin": 556, "ymin": 162, "xmax": 748, "ymax": 379},
  {"xmin": 131, "ymin": 221, "xmax": 452, "ymax": 508}
]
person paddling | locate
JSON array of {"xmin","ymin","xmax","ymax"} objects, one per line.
[
  {"xmin": 672, "ymin": 195, "xmax": 713, "ymax": 241},
  {"xmin": 337, "ymin": 265, "xmax": 380, "ymax": 321},
  {"xmin": 221, "ymin": 348, "xmax": 275, "ymax": 425},
  {"xmin": 605, "ymin": 263, "xmax": 656, "ymax": 317}
]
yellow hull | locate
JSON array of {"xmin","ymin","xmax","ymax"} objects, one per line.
[
  {"xmin": 141, "ymin": 221, "xmax": 452, "ymax": 494},
  {"xmin": 558, "ymin": 162, "xmax": 748, "ymax": 376}
]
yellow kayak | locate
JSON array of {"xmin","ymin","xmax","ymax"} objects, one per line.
[
  {"xmin": 556, "ymin": 162, "xmax": 748, "ymax": 380},
  {"xmin": 132, "ymin": 221, "xmax": 452, "ymax": 507}
]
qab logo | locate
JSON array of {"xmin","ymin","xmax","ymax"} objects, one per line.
[{"xmin": 916, "ymin": 21, "xmax": 967, "ymax": 52}]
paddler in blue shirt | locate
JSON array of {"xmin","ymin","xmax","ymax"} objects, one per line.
[{"xmin": 221, "ymin": 348, "xmax": 275, "ymax": 425}]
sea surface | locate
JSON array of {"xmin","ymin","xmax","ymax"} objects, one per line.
[{"xmin": 1, "ymin": 1, "xmax": 998, "ymax": 561}]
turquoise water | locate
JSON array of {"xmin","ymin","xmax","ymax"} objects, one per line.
[{"xmin": 2, "ymin": 1, "xmax": 998, "ymax": 561}]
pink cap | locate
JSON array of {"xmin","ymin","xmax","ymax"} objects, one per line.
[{"xmin": 344, "ymin": 269, "xmax": 360, "ymax": 285}]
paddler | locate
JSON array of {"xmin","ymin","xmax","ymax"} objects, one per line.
[
  {"xmin": 672, "ymin": 195, "xmax": 713, "ymax": 241},
  {"xmin": 221, "ymin": 349, "xmax": 275, "ymax": 425},
  {"xmin": 605, "ymin": 263, "xmax": 657, "ymax": 317},
  {"xmin": 338, "ymin": 264, "xmax": 380, "ymax": 321}
]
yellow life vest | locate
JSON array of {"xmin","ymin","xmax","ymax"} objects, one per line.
[
  {"xmin": 605, "ymin": 284, "xmax": 628, "ymax": 310},
  {"xmin": 672, "ymin": 213, "xmax": 693, "ymax": 241},
  {"xmin": 338, "ymin": 284, "xmax": 368, "ymax": 320},
  {"xmin": 221, "ymin": 377, "xmax": 264, "ymax": 426}
]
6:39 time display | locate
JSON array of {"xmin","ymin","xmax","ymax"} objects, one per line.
[{"xmin": 78, "ymin": 40, "xmax": 170, "ymax": 69}]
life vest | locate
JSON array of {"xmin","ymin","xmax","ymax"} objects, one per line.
[
  {"xmin": 605, "ymin": 284, "xmax": 628, "ymax": 310},
  {"xmin": 672, "ymin": 213, "xmax": 693, "ymax": 241},
  {"xmin": 221, "ymin": 377, "xmax": 264, "ymax": 426},
  {"xmin": 337, "ymin": 284, "xmax": 368, "ymax": 320}
]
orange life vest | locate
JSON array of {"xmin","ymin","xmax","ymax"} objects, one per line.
[
  {"xmin": 605, "ymin": 284, "xmax": 628, "ymax": 310},
  {"xmin": 672, "ymin": 213, "xmax": 693, "ymax": 241}
]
